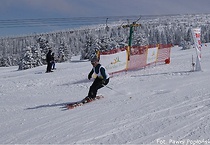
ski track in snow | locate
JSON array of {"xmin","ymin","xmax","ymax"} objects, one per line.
[{"xmin": 0, "ymin": 45, "xmax": 210, "ymax": 144}]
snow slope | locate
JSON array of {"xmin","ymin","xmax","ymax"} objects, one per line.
[{"xmin": 0, "ymin": 45, "xmax": 210, "ymax": 144}]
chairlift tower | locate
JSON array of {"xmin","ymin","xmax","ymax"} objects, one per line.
[{"xmin": 122, "ymin": 17, "xmax": 141, "ymax": 59}]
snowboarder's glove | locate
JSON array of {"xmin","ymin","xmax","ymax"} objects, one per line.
[
  {"xmin": 102, "ymin": 80, "xmax": 106, "ymax": 85},
  {"xmin": 88, "ymin": 74, "xmax": 92, "ymax": 80}
]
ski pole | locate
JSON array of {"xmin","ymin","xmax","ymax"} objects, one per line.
[{"xmin": 103, "ymin": 84, "xmax": 125, "ymax": 96}]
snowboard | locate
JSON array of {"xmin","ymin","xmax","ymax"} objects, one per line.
[{"xmin": 65, "ymin": 95, "xmax": 104, "ymax": 109}]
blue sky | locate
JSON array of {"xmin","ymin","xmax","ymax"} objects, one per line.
[{"xmin": 1, "ymin": 0, "xmax": 210, "ymax": 37}]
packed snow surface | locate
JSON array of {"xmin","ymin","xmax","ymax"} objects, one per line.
[{"xmin": 0, "ymin": 45, "xmax": 210, "ymax": 144}]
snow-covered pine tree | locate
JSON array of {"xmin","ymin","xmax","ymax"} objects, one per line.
[
  {"xmin": 18, "ymin": 45, "xmax": 42, "ymax": 70},
  {"xmin": 19, "ymin": 46, "xmax": 34, "ymax": 70},
  {"xmin": 57, "ymin": 43, "xmax": 69, "ymax": 62}
]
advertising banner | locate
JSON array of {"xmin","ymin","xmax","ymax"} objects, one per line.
[
  {"xmin": 146, "ymin": 47, "xmax": 158, "ymax": 64},
  {"xmin": 100, "ymin": 50, "xmax": 128, "ymax": 74},
  {"xmin": 192, "ymin": 28, "xmax": 202, "ymax": 71}
]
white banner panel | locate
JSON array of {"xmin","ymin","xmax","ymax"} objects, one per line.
[
  {"xmin": 146, "ymin": 47, "xmax": 158, "ymax": 64},
  {"xmin": 100, "ymin": 50, "xmax": 127, "ymax": 74},
  {"xmin": 192, "ymin": 28, "xmax": 202, "ymax": 71},
  {"xmin": 192, "ymin": 28, "xmax": 202, "ymax": 60}
]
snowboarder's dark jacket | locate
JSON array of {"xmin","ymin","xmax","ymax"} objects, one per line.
[{"xmin": 46, "ymin": 50, "xmax": 52, "ymax": 63}]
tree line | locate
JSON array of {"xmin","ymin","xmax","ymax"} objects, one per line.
[{"xmin": 1, "ymin": 14, "xmax": 210, "ymax": 68}]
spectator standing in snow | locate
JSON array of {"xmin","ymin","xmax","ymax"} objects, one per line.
[
  {"xmin": 51, "ymin": 52, "xmax": 56, "ymax": 70},
  {"xmin": 46, "ymin": 49, "xmax": 53, "ymax": 73},
  {"xmin": 83, "ymin": 57, "xmax": 110, "ymax": 103}
]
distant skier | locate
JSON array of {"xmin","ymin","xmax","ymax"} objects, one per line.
[
  {"xmin": 83, "ymin": 57, "xmax": 110, "ymax": 103},
  {"xmin": 46, "ymin": 49, "xmax": 53, "ymax": 73},
  {"xmin": 51, "ymin": 52, "xmax": 56, "ymax": 70}
]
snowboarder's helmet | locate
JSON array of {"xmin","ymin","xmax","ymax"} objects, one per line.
[{"xmin": 91, "ymin": 57, "xmax": 98, "ymax": 63}]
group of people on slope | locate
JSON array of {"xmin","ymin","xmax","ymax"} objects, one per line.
[
  {"xmin": 46, "ymin": 48, "xmax": 110, "ymax": 103},
  {"xmin": 46, "ymin": 49, "xmax": 56, "ymax": 73}
]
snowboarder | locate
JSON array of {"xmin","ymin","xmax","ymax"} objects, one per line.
[
  {"xmin": 46, "ymin": 49, "xmax": 53, "ymax": 73},
  {"xmin": 83, "ymin": 57, "xmax": 110, "ymax": 103}
]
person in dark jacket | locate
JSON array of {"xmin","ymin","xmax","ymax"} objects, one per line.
[
  {"xmin": 83, "ymin": 57, "xmax": 110, "ymax": 103},
  {"xmin": 46, "ymin": 49, "xmax": 53, "ymax": 73}
]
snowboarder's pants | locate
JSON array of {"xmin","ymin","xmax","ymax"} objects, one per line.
[
  {"xmin": 51, "ymin": 61, "xmax": 55, "ymax": 69},
  {"xmin": 88, "ymin": 77, "xmax": 109, "ymax": 99},
  {"xmin": 46, "ymin": 62, "xmax": 52, "ymax": 72}
]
